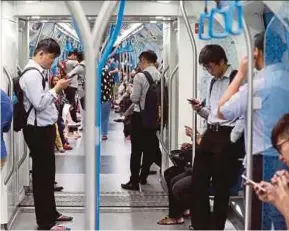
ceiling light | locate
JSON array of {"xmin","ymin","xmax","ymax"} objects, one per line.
[
  {"xmin": 31, "ymin": 16, "xmax": 40, "ymax": 20},
  {"xmin": 150, "ymin": 21, "xmax": 158, "ymax": 24},
  {"xmin": 25, "ymin": 1, "xmax": 40, "ymax": 3},
  {"xmin": 156, "ymin": 1, "xmax": 171, "ymax": 3},
  {"xmin": 156, "ymin": 16, "xmax": 165, "ymax": 20}
]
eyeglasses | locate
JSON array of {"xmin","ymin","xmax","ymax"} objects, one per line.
[
  {"xmin": 202, "ymin": 64, "xmax": 215, "ymax": 72},
  {"xmin": 276, "ymin": 137, "xmax": 289, "ymax": 153}
]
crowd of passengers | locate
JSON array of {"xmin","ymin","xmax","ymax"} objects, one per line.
[
  {"xmin": 2, "ymin": 30, "xmax": 289, "ymax": 230},
  {"xmin": 112, "ymin": 32, "xmax": 289, "ymax": 230}
]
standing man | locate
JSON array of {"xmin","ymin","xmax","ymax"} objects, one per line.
[
  {"xmin": 121, "ymin": 50, "xmax": 161, "ymax": 190},
  {"xmin": 20, "ymin": 38, "xmax": 72, "ymax": 230},
  {"xmin": 189, "ymin": 45, "xmax": 245, "ymax": 230}
]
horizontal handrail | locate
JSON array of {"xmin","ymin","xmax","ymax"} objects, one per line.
[{"xmin": 3, "ymin": 66, "xmax": 15, "ymax": 185}]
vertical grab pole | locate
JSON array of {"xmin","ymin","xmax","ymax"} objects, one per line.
[
  {"xmin": 65, "ymin": 1, "xmax": 117, "ymax": 230},
  {"xmin": 243, "ymin": 18, "xmax": 254, "ymax": 231},
  {"xmin": 3, "ymin": 67, "xmax": 15, "ymax": 185},
  {"xmin": 180, "ymin": 1, "xmax": 198, "ymax": 164}
]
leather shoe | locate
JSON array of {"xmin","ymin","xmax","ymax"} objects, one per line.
[
  {"xmin": 54, "ymin": 185, "xmax": 64, "ymax": 191},
  {"xmin": 121, "ymin": 181, "xmax": 139, "ymax": 191}
]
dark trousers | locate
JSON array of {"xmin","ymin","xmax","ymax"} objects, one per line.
[
  {"xmin": 130, "ymin": 112, "xmax": 158, "ymax": 183},
  {"xmin": 191, "ymin": 127, "xmax": 245, "ymax": 230},
  {"xmin": 164, "ymin": 166, "xmax": 192, "ymax": 218},
  {"xmin": 65, "ymin": 87, "xmax": 78, "ymax": 122},
  {"xmin": 23, "ymin": 125, "xmax": 59, "ymax": 229}
]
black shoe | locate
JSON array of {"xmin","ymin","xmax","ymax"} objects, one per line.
[
  {"xmin": 114, "ymin": 118, "xmax": 124, "ymax": 123},
  {"xmin": 54, "ymin": 185, "xmax": 64, "ymax": 192},
  {"xmin": 140, "ymin": 179, "xmax": 147, "ymax": 185},
  {"xmin": 149, "ymin": 170, "xmax": 157, "ymax": 175},
  {"xmin": 121, "ymin": 181, "xmax": 139, "ymax": 191}
]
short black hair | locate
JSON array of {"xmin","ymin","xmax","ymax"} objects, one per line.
[
  {"xmin": 199, "ymin": 44, "xmax": 228, "ymax": 65},
  {"xmin": 77, "ymin": 52, "xmax": 84, "ymax": 63},
  {"xmin": 68, "ymin": 49, "xmax": 78, "ymax": 57},
  {"xmin": 34, "ymin": 38, "xmax": 61, "ymax": 57},
  {"xmin": 271, "ymin": 113, "xmax": 289, "ymax": 151},
  {"xmin": 254, "ymin": 32, "xmax": 265, "ymax": 52},
  {"xmin": 139, "ymin": 50, "xmax": 158, "ymax": 64}
]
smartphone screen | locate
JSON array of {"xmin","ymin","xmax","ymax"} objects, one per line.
[{"xmin": 241, "ymin": 175, "xmax": 267, "ymax": 192}]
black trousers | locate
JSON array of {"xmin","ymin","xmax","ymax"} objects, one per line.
[
  {"xmin": 130, "ymin": 112, "xmax": 158, "ymax": 183},
  {"xmin": 190, "ymin": 127, "xmax": 245, "ymax": 230},
  {"xmin": 164, "ymin": 166, "xmax": 192, "ymax": 218},
  {"xmin": 23, "ymin": 125, "xmax": 60, "ymax": 230},
  {"xmin": 65, "ymin": 87, "xmax": 78, "ymax": 122}
]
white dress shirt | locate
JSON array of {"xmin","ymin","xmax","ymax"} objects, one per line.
[{"xmin": 20, "ymin": 59, "xmax": 58, "ymax": 126}]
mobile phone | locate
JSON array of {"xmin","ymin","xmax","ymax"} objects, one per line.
[
  {"xmin": 187, "ymin": 99, "xmax": 199, "ymax": 105},
  {"xmin": 241, "ymin": 175, "xmax": 267, "ymax": 192}
]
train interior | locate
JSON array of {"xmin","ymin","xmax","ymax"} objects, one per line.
[{"xmin": 1, "ymin": 0, "xmax": 289, "ymax": 230}]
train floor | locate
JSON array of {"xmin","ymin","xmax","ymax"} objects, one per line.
[{"xmin": 10, "ymin": 112, "xmax": 237, "ymax": 230}]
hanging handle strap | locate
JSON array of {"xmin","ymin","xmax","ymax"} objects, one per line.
[
  {"xmin": 198, "ymin": 0, "xmax": 212, "ymax": 40},
  {"xmin": 227, "ymin": 0, "xmax": 244, "ymax": 35}
]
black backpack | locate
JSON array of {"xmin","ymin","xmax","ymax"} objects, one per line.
[
  {"xmin": 139, "ymin": 71, "xmax": 162, "ymax": 130},
  {"xmin": 13, "ymin": 67, "xmax": 46, "ymax": 131}
]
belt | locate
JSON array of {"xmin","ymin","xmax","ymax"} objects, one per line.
[{"xmin": 207, "ymin": 123, "xmax": 233, "ymax": 132}]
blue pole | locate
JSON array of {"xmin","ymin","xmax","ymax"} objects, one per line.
[{"xmin": 95, "ymin": 0, "xmax": 126, "ymax": 230}]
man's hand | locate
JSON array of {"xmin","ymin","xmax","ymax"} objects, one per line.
[
  {"xmin": 185, "ymin": 126, "xmax": 193, "ymax": 138},
  {"xmin": 181, "ymin": 143, "xmax": 192, "ymax": 151},
  {"xmin": 271, "ymin": 170, "xmax": 289, "ymax": 185},
  {"xmin": 188, "ymin": 99, "xmax": 202, "ymax": 111},
  {"xmin": 54, "ymin": 79, "xmax": 70, "ymax": 93}
]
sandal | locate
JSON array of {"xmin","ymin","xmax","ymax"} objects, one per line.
[
  {"xmin": 50, "ymin": 225, "xmax": 71, "ymax": 230},
  {"xmin": 56, "ymin": 214, "xmax": 73, "ymax": 222},
  {"xmin": 157, "ymin": 217, "xmax": 184, "ymax": 225}
]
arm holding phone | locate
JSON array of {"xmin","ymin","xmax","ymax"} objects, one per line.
[
  {"xmin": 187, "ymin": 98, "xmax": 210, "ymax": 120},
  {"xmin": 251, "ymin": 174, "xmax": 289, "ymax": 229}
]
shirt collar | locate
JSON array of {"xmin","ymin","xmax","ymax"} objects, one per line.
[
  {"xmin": 143, "ymin": 66, "xmax": 156, "ymax": 72},
  {"xmin": 223, "ymin": 65, "xmax": 233, "ymax": 79},
  {"xmin": 28, "ymin": 59, "xmax": 45, "ymax": 74}
]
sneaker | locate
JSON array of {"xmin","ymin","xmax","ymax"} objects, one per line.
[{"xmin": 102, "ymin": 136, "xmax": 108, "ymax": 141}]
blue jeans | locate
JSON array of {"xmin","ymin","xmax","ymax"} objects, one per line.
[{"xmin": 101, "ymin": 101, "xmax": 111, "ymax": 136}]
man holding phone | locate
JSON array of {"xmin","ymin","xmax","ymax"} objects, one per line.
[{"xmin": 189, "ymin": 45, "xmax": 245, "ymax": 230}]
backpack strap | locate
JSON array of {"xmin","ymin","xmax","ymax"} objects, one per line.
[
  {"xmin": 142, "ymin": 71, "xmax": 155, "ymax": 85},
  {"xmin": 21, "ymin": 67, "xmax": 46, "ymax": 126},
  {"xmin": 229, "ymin": 70, "xmax": 238, "ymax": 83},
  {"xmin": 209, "ymin": 69, "xmax": 238, "ymax": 98},
  {"xmin": 21, "ymin": 67, "xmax": 46, "ymax": 90}
]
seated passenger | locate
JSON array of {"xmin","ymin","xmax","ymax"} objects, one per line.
[
  {"xmin": 218, "ymin": 32, "xmax": 289, "ymax": 230},
  {"xmin": 189, "ymin": 45, "xmax": 245, "ymax": 230},
  {"xmin": 253, "ymin": 113, "xmax": 289, "ymax": 229},
  {"xmin": 158, "ymin": 127, "xmax": 201, "ymax": 225}
]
